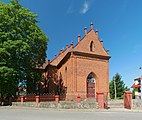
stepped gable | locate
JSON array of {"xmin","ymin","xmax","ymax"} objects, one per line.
[
  {"xmin": 50, "ymin": 43, "xmax": 73, "ymax": 66},
  {"xmin": 43, "ymin": 23, "xmax": 110, "ymax": 69},
  {"xmin": 73, "ymin": 27, "xmax": 109, "ymax": 58},
  {"xmin": 40, "ymin": 43, "xmax": 73, "ymax": 69}
]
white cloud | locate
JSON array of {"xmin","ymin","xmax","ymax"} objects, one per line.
[
  {"xmin": 80, "ymin": 1, "xmax": 90, "ymax": 14},
  {"xmin": 67, "ymin": 0, "xmax": 93, "ymax": 15}
]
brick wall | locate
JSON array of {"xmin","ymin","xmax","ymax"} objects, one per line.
[{"xmin": 42, "ymin": 24, "xmax": 110, "ymax": 100}]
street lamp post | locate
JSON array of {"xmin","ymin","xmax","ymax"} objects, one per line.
[
  {"xmin": 114, "ymin": 79, "xmax": 117, "ymax": 99},
  {"xmin": 139, "ymin": 67, "xmax": 142, "ymax": 99}
]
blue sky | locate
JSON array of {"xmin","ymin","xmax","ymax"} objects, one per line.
[{"xmin": 2, "ymin": 0, "xmax": 142, "ymax": 88}]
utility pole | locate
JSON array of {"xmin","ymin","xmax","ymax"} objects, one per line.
[
  {"xmin": 139, "ymin": 67, "xmax": 142, "ymax": 99},
  {"xmin": 114, "ymin": 79, "xmax": 117, "ymax": 99}
]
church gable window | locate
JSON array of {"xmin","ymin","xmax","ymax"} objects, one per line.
[{"xmin": 90, "ymin": 41, "xmax": 94, "ymax": 52}]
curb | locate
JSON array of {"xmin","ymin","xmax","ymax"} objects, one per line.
[{"xmin": 1, "ymin": 106, "xmax": 142, "ymax": 113}]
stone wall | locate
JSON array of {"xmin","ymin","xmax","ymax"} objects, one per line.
[
  {"xmin": 133, "ymin": 99, "xmax": 142, "ymax": 109},
  {"xmin": 108, "ymin": 99, "xmax": 124, "ymax": 108},
  {"xmin": 12, "ymin": 98, "xmax": 98, "ymax": 109}
]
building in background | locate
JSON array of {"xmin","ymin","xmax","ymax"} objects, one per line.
[{"xmin": 131, "ymin": 77, "xmax": 141, "ymax": 99}]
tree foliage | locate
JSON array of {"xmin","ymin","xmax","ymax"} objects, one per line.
[
  {"xmin": 109, "ymin": 73, "xmax": 129, "ymax": 99},
  {"xmin": 0, "ymin": 0, "xmax": 48, "ymax": 97}
]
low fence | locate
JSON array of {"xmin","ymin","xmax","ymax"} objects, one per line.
[
  {"xmin": 12, "ymin": 100, "xmax": 98, "ymax": 109},
  {"xmin": 12, "ymin": 95, "xmax": 98, "ymax": 109},
  {"xmin": 19, "ymin": 94, "xmax": 54, "ymax": 102},
  {"xmin": 1, "ymin": 93, "xmax": 110, "ymax": 109},
  {"xmin": 15, "ymin": 93, "xmax": 66, "ymax": 102},
  {"xmin": 11, "ymin": 94, "xmax": 98, "ymax": 109}
]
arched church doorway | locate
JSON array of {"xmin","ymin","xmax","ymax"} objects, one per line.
[{"xmin": 87, "ymin": 72, "xmax": 95, "ymax": 98}]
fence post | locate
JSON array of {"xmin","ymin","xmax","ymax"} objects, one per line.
[
  {"xmin": 97, "ymin": 93, "xmax": 104, "ymax": 108},
  {"xmin": 36, "ymin": 96, "xmax": 40, "ymax": 104},
  {"xmin": 20, "ymin": 96, "xmax": 24, "ymax": 103},
  {"xmin": 76, "ymin": 95, "xmax": 81, "ymax": 103},
  {"xmin": 124, "ymin": 91, "xmax": 132, "ymax": 109},
  {"xmin": 55, "ymin": 95, "xmax": 59, "ymax": 108}
]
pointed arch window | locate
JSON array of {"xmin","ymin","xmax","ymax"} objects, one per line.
[
  {"xmin": 87, "ymin": 72, "xmax": 95, "ymax": 83},
  {"xmin": 90, "ymin": 41, "xmax": 94, "ymax": 52}
]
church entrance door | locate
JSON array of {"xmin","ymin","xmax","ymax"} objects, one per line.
[{"xmin": 87, "ymin": 73, "xmax": 95, "ymax": 98}]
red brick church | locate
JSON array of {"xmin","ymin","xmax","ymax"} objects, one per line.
[{"xmin": 39, "ymin": 23, "xmax": 110, "ymax": 99}]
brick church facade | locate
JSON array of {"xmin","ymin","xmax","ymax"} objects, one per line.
[{"xmin": 39, "ymin": 23, "xmax": 110, "ymax": 99}]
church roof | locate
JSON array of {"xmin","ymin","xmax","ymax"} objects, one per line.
[{"xmin": 41, "ymin": 23, "xmax": 110, "ymax": 69}]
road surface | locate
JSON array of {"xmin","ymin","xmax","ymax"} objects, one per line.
[{"xmin": 0, "ymin": 107, "xmax": 142, "ymax": 120}]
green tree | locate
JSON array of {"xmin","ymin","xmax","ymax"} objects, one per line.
[
  {"xmin": 0, "ymin": 0, "xmax": 48, "ymax": 98},
  {"xmin": 132, "ymin": 89, "xmax": 135, "ymax": 99},
  {"xmin": 109, "ymin": 73, "xmax": 129, "ymax": 99}
]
